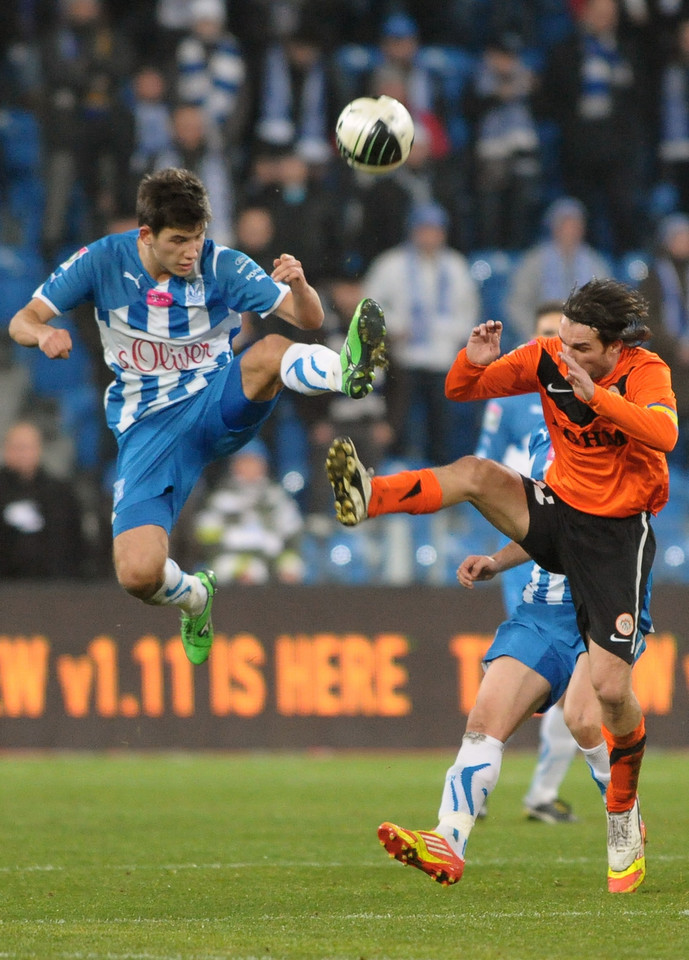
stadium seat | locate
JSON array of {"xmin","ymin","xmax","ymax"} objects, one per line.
[
  {"xmin": 537, "ymin": 119, "xmax": 564, "ymax": 206},
  {"xmin": 0, "ymin": 246, "xmax": 45, "ymax": 326},
  {"xmin": 536, "ymin": 3, "xmax": 575, "ymax": 51},
  {"xmin": 417, "ymin": 45, "xmax": 478, "ymax": 151},
  {"xmin": 0, "ymin": 108, "xmax": 40, "ymax": 175},
  {"xmin": 653, "ymin": 529, "xmax": 689, "ymax": 583},
  {"xmin": 652, "ymin": 466, "xmax": 689, "ymax": 582},
  {"xmin": 647, "ymin": 181, "xmax": 679, "ymax": 223},
  {"xmin": 0, "ymin": 108, "xmax": 44, "ymax": 248},
  {"xmin": 332, "ymin": 44, "xmax": 380, "ymax": 105},
  {"xmin": 615, "ymin": 251, "xmax": 650, "ymax": 287},
  {"xmin": 324, "ymin": 526, "xmax": 375, "ymax": 584},
  {"xmin": 19, "ymin": 312, "xmax": 103, "ymax": 471},
  {"xmin": 270, "ymin": 395, "xmax": 310, "ymax": 513}
]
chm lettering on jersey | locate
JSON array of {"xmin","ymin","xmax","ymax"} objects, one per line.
[{"xmin": 562, "ymin": 427, "xmax": 627, "ymax": 448}]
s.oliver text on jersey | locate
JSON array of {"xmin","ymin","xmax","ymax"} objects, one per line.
[{"xmin": 119, "ymin": 338, "xmax": 213, "ymax": 373}]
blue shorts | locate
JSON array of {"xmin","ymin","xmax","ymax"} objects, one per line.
[
  {"xmin": 112, "ymin": 358, "xmax": 279, "ymax": 536},
  {"xmin": 484, "ymin": 601, "xmax": 585, "ymax": 711},
  {"xmin": 484, "ymin": 591, "xmax": 651, "ymax": 712}
]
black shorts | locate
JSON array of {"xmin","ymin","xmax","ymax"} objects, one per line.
[{"xmin": 519, "ymin": 476, "xmax": 655, "ymax": 664}]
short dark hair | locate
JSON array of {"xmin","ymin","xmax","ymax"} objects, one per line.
[
  {"xmin": 535, "ymin": 300, "xmax": 564, "ymax": 320},
  {"xmin": 136, "ymin": 167, "xmax": 212, "ymax": 234},
  {"xmin": 562, "ymin": 278, "xmax": 651, "ymax": 346}
]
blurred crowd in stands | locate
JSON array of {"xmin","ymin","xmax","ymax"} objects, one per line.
[{"xmin": 1, "ymin": 0, "xmax": 689, "ymax": 585}]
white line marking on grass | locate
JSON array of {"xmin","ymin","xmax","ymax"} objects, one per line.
[
  {"xmin": 2, "ymin": 852, "xmax": 688, "ymax": 874},
  {"xmin": 344, "ymin": 910, "xmax": 689, "ymax": 920},
  {"xmin": 0, "ymin": 953, "xmax": 248, "ymax": 960},
  {"xmin": 0, "ymin": 861, "xmax": 384, "ymax": 873},
  {"xmin": 4, "ymin": 909, "xmax": 689, "ymax": 927}
]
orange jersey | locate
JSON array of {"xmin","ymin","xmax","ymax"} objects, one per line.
[{"xmin": 445, "ymin": 338, "xmax": 678, "ymax": 516}]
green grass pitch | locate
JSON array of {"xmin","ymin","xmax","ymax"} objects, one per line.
[{"xmin": 1, "ymin": 749, "xmax": 688, "ymax": 959}]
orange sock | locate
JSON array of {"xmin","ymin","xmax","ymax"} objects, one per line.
[
  {"xmin": 602, "ymin": 718, "xmax": 646, "ymax": 812},
  {"xmin": 369, "ymin": 468, "xmax": 444, "ymax": 517}
]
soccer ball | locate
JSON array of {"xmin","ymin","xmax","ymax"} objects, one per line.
[{"xmin": 335, "ymin": 95, "xmax": 415, "ymax": 174}]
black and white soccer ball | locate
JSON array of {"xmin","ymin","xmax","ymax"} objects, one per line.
[{"xmin": 335, "ymin": 95, "xmax": 415, "ymax": 174}]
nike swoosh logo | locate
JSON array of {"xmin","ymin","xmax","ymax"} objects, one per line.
[
  {"xmin": 546, "ymin": 383, "xmax": 573, "ymax": 394},
  {"xmin": 609, "ymin": 634, "xmax": 631, "ymax": 643}
]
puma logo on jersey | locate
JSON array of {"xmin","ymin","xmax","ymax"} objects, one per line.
[{"xmin": 124, "ymin": 271, "xmax": 143, "ymax": 288}]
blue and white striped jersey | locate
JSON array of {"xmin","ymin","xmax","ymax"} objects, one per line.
[
  {"xmin": 35, "ymin": 231, "xmax": 288, "ymax": 437},
  {"xmin": 521, "ymin": 417, "xmax": 572, "ymax": 606},
  {"xmin": 475, "ymin": 392, "xmax": 544, "ymax": 474},
  {"xmin": 475, "ymin": 393, "xmax": 551, "ymax": 612}
]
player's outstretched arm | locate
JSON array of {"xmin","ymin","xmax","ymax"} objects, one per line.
[
  {"xmin": 271, "ymin": 253, "xmax": 324, "ymax": 331},
  {"xmin": 9, "ymin": 297, "xmax": 72, "ymax": 359},
  {"xmin": 457, "ymin": 539, "xmax": 531, "ymax": 589},
  {"xmin": 457, "ymin": 554, "xmax": 499, "ymax": 588}
]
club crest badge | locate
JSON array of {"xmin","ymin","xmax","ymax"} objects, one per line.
[{"xmin": 185, "ymin": 279, "xmax": 205, "ymax": 306}]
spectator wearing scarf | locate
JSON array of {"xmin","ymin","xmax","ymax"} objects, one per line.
[
  {"xmin": 363, "ymin": 202, "xmax": 481, "ymax": 463},
  {"xmin": 175, "ymin": 0, "xmax": 247, "ymax": 151},
  {"xmin": 640, "ymin": 213, "xmax": 689, "ymax": 467},
  {"xmin": 659, "ymin": 18, "xmax": 689, "ymax": 213},
  {"xmin": 536, "ymin": 0, "xmax": 651, "ymax": 254},
  {"xmin": 253, "ymin": 22, "xmax": 333, "ymax": 165},
  {"xmin": 507, "ymin": 197, "xmax": 612, "ymax": 343}
]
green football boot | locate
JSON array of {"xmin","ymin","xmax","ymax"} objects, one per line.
[
  {"xmin": 340, "ymin": 297, "xmax": 388, "ymax": 398},
  {"xmin": 180, "ymin": 569, "xmax": 217, "ymax": 665}
]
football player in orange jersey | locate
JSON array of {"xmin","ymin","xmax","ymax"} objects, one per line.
[{"xmin": 326, "ymin": 278, "xmax": 677, "ymax": 893}]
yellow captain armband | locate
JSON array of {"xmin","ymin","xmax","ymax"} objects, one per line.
[{"xmin": 647, "ymin": 403, "xmax": 679, "ymax": 428}]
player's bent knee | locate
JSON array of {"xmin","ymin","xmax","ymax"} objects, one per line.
[
  {"xmin": 446, "ymin": 455, "xmax": 504, "ymax": 500},
  {"xmin": 444, "ymin": 455, "xmax": 484, "ymax": 495},
  {"xmin": 590, "ymin": 676, "xmax": 632, "ymax": 712},
  {"xmin": 566, "ymin": 713, "xmax": 602, "ymax": 749},
  {"xmin": 240, "ymin": 334, "xmax": 290, "ymax": 399},
  {"xmin": 243, "ymin": 333, "xmax": 291, "ymax": 374},
  {"xmin": 114, "ymin": 557, "xmax": 161, "ymax": 601},
  {"xmin": 563, "ymin": 700, "xmax": 601, "ymax": 746}
]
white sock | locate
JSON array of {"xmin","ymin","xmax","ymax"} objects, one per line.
[
  {"xmin": 581, "ymin": 741, "xmax": 610, "ymax": 800},
  {"xmin": 146, "ymin": 559, "xmax": 207, "ymax": 615},
  {"xmin": 280, "ymin": 343, "xmax": 342, "ymax": 394},
  {"xmin": 523, "ymin": 704, "xmax": 579, "ymax": 808},
  {"xmin": 436, "ymin": 732, "xmax": 505, "ymax": 858}
]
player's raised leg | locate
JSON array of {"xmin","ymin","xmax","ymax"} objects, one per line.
[
  {"xmin": 339, "ymin": 297, "xmax": 387, "ymax": 397},
  {"xmin": 326, "ymin": 435, "xmax": 530, "ymax": 543},
  {"xmin": 276, "ymin": 298, "xmax": 387, "ymax": 399}
]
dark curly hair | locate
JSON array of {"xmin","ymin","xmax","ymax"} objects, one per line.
[
  {"xmin": 562, "ymin": 278, "xmax": 651, "ymax": 346},
  {"xmin": 136, "ymin": 167, "xmax": 212, "ymax": 235}
]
